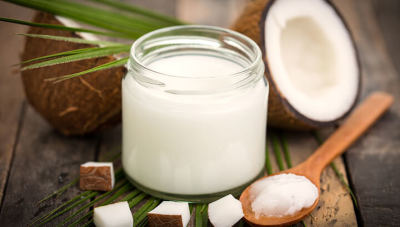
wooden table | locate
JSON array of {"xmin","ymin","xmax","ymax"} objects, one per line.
[{"xmin": 0, "ymin": 0, "xmax": 399, "ymax": 226}]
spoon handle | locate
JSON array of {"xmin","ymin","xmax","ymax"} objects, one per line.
[{"xmin": 305, "ymin": 92, "xmax": 393, "ymax": 175}]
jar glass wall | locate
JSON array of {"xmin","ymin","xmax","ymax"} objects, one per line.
[{"xmin": 122, "ymin": 25, "xmax": 268, "ymax": 202}]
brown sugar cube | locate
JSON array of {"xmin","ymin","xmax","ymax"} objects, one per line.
[{"xmin": 80, "ymin": 162, "xmax": 114, "ymax": 191}]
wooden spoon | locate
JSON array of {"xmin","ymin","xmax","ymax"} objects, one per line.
[{"xmin": 240, "ymin": 92, "xmax": 394, "ymax": 226}]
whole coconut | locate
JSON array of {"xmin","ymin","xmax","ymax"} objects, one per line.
[{"xmin": 21, "ymin": 12, "xmax": 126, "ymax": 135}]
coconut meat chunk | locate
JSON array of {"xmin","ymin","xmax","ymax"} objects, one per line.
[
  {"xmin": 93, "ymin": 201, "xmax": 133, "ymax": 227},
  {"xmin": 148, "ymin": 201, "xmax": 190, "ymax": 227},
  {"xmin": 208, "ymin": 194, "xmax": 244, "ymax": 227},
  {"xmin": 265, "ymin": 0, "xmax": 359, "ymax": 122}
]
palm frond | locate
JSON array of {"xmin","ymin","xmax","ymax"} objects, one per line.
[
  {"xmin": 37, "ymin": 177, "xmax": 79, "ymax": 204},
  {"xmin": 81, "ymin": 192, "xmax": 148, "ymax": 227},
  {"xmin": 0, "ymin": 17, "xmax": 129, "ymax": 38},
  {"xmin": 265, "ymin": 137, "xmax": 273, "ymax": 175},
  {"xmin": 18, "ymin": 33, "xmax": 122, "ymax": 46},
  {"xmin": 195, "ymin": 204, "xmax": 208, "ymax": 227},
  {"xmin": 30, "ymin": 191, "xmax": 91, "ymax": 226},
  {"xmin": 38, "ymin": 191, "xmax": 99, "ymax": 225},
  {"xmin": 271, "ymin": 132, "xmax": 285, "ymax": 171},
  {"xmin": 279, "ymin": 131, "xmax": 292, "ymax": 168},
  {"xmin": 3, "ymin": 0, "xmax": 187, "ymax": 82},
  {"xmin": 48, "ymin": 57, "xmax": 129, "ymax": 82},
  {"xmin": 22, "ymin": 45, "xmax": 129, "ymax": 70},
  {"xmin": 5, "ymin": 0, "xmax": 178, "ymax": 39},
  {"xmin": 19, "ymin": 47, "xmax": 98, "ymax": 66},
  {"xmin": 33, "ymin": 168, "xmax": 125, "ymax": 226},
  {"xmin": 89, "ymin": 0, "xmax": 185, "ymax": 26},
  {"xmin": 134, "ymin": 199, "xmax": 161, "ymax": 226},
  {"xmin": 58, "ymin": 181, "xmax": 132, "ymax": 226},
  {"xmin": 128, "ymin": 192, "xmax": 147, "ymax": 208},
  {"xmin": 69, "ymin": 189, "xmax": 140, "ymax": 226},
  {"xmin": 36, "ymin": 155, "xmax": 123, "ymax": 206}
]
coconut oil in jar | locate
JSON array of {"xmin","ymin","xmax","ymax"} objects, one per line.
[{"xmin": 122, "ymin": 25, "xmax": 268, "ymax": 202}]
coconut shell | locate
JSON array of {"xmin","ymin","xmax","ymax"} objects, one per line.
[
  {"xmin": 232, "ymin": 0, "xmax": 360, "ymax": 130},
  {"xmin": 79, "ymin": 164, "xmax": 113, "ymax": 191},
  {"xmin": 21, "ymin": 12, "xmax": 126, "ymax": 135},
  {"xmin": 147, "ymin": 214, "xmax": 183, "ymax": 227}
]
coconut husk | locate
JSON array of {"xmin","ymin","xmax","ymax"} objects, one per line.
[
  {"xmin": 232, "ymin": 0, "xmax": 360, "ymax": 130},
  {"xmin": 21, "ymin": 12, "xmax": 126, "ymax": 135}
]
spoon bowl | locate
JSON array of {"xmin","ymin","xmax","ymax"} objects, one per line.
[
  {"xmin": 240, "ymin": 92, "xmax": 393, "ymax": 226},
  {"xmin": 240, "ymin": 164, "xmax": 321, "ymax": 226},
  {"xmin": 241, "ymin": 172, "xmax": 320, "ymax": 226}
]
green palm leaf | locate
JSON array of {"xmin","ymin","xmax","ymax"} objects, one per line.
[
  {"xmin": 3, "ymin": 0, "xmax": 187, "ymax": 82},
  {"xmin": 18, "ymin": 33, "xmax": 122, "ymax": 46},
  {"xmin": 271, "ymin": 132, "xmax": 285, "ymax": 171},
  {"xmin": 89, "ymin": 0, "xmax": 185, "ymax": 26},
  {"xmin": 22, "ymin": 45, "xmax": 129, "ymax": 70},
  {"xmin": 134, "ymin": 199, "xmax": 161, "ymax": 226},
  {"xmin": 5, "ymin": 0, "xmax": 176, "ymax": 39},
  {"xmin": 81, "ymin": 192, "xmax": 148, "ymax": 227},
  {"xmin": 195, "ymin": 204, "xmax": 208, "ymax": 227},
  {"xmin": 58, "ymin": 181, "xmax": 132, "ymax": 226},
  {"xmin": 48, "ymin": 57, "xmax": 129, "ymax": 82},
  {"xmin": 265, "ymin": 139, "xmax": 273, "ymax": 175},
  {"xmin": 0, "ymin": 17, "xmax": 129, "ymax": 38},
  {"xmin": 19, "ymin": 47, "xmax": 97, "ymax": 66},
  {"xmin": 30, "ymin": 191, "xmax": 90, "ymax": 226},
  {"xmin": 37, "ymin": 177, "xmax": 79, "ymax": 204},
  {"xmin": 67, "ymin": 189, "xmax": 140, "ymax": 226},
  {"xmin": 38, "ymin": 191, "xmax": 99, "ymax": 225},
  {"xmin": 32, "ymin": 169, "xmax": 125, "ymax": 226}
]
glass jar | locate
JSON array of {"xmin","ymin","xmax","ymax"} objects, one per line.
[{"xmin": 122, "ymin": 25, "xmax": 268, "ymax": 202}]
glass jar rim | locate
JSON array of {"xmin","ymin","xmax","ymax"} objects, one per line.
[{"xmin": 129, "ymin": 25, "xmax": 263, "ymax": 79}]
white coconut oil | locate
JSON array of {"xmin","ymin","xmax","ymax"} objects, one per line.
[
  {"xmin": 250, "ymin": 173, "xmax": 318, "ymax": 218},
  {"xmin": 122, "ymin": 25, "xmax": 268, "ymax": 201}
]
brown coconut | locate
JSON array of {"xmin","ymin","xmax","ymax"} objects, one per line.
[
  {"xmin": 21, "ymin": 12, "xmax": 126, "ymax": 135},
  {"xmin": 232, "ymin": 0, "xmax": 361, "ymax": 130},
  {"xmin": 147, "ymin": 214, "xmax": 184, "ymax": 227}
]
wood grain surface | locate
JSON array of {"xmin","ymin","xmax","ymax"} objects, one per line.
[
  {"xmin": 0, "ymin": 0, "xmax": 398, "ymax": 226},
  {"xmin": 0, "ymin": 106, "xmax": 99, "ymax": 225},
  {"xmin": 0, "ymin": 2, "xmax": 33, "ymax": 206},
  {"xmin": 334, "ymin": 0, "xmax": 400, "ymax": 226}
]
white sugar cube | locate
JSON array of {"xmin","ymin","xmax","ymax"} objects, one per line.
[
  {"xmin": 93, "ymin": 201, "xmax": 133, "ymax": 227},
  {"xmin": 208, "ymin": 194, "xmax": 244, "ymax": 227},
  {"xmin": 148, "ymin": 201, "xmax": 190, "ymax": 227}
]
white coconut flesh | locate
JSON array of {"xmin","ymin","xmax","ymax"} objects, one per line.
[
  {"xmin": 265, "ymin": 0, "xmax": 359, "ymax": 122},
  {"xmin": 56, "ymin": 16, "xmax": 100, "ymax": 41}
]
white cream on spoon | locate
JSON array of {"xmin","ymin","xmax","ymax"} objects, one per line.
[{"xmin": 250, "ymin": 173, "xmax": 318, "ymax": 218}]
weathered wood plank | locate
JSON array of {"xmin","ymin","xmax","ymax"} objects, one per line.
[
  {"xmin": 0, "ymin": 2, "xmax": 34, "ymax": 206},
  {"xmin": 371, "ymin": 0, "xmax": 400, "ymax": 76},
  {"xmin": 333, "ymin": 0, "xmax": 400, "ymax": 226},
  {"xmin": 0, "ymin": 106, "xmax": 98, "ymax": 225}
]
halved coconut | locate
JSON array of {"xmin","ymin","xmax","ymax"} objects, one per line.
[
  {"xmin": 232, "ymin": 0, "xmax": 360, "ymax": 130},
  {"xmin": 21, "ymin": 12, "xmax": 126, "ymax": 135}
]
